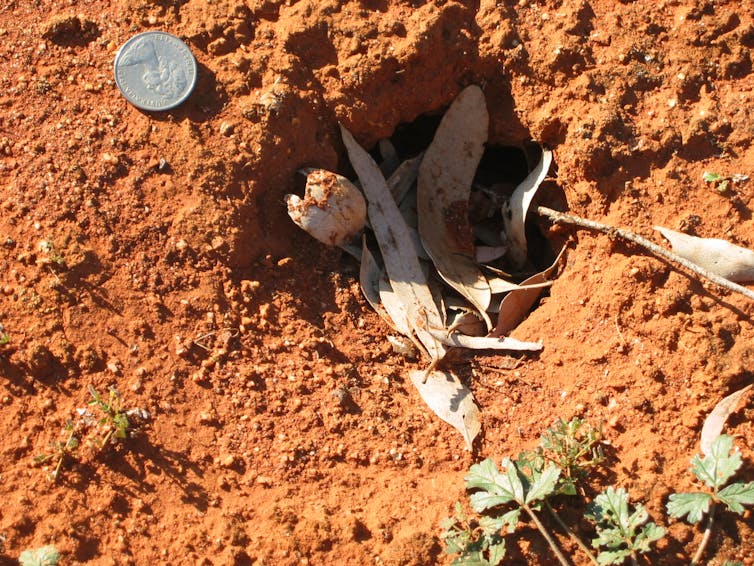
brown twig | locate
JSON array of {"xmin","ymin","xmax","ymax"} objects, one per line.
[
  {"xmin": 691, "ymin": 503, "xmax": 716, "ymax": 565},
  {"xmin": 536, "ymin": 206, "xmax": 754, "ymax": 302}
]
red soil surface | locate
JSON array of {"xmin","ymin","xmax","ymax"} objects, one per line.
[{"xmin": 1, "ymin": 0, "xmax": 753, "ymax": 564}]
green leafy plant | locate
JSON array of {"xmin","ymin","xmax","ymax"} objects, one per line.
[
  {"xmin": 88, "ymin": 385, "xmax": 130, "ymax": 449},
  {"xmin": 464, "ymin": 457, "xmax": 568, "ymax": 565},
  {"xmin": 34, "ymin": 420, "xmax": 79, "ymax": 481},
  {"xmin": 19, "ymin": 545, "xmax": 59, "ymax": 566},
  {"xmin": 442, "ymin": 418, "xmax": 610, "ymax": 565},
  {"xmin": 0, "ymin": 325, "xmax": 8, "ymax": 346},
  {"xmin": 440, "ymin": 501, "xmax": 506, "ymax": 566},
  {"xmin": 587, "ymin": 487, "xmax": 665, "ymax": 565},
  {"xmin": 666, "ymin": 434, "xmax": 754, "ymax": 564}
]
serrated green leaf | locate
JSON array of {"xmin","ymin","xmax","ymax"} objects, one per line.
[
  {"xmin": 465, "ymin": 459, "xmax": 509, "ymax": 495},
  {"xmin": 525, "ymin": 463, "xmax": 560, "ymax": 504},
  {"xmin": 488, "ymin": 540, "xmax": 507, "ymax": 565},
  {"xmin": 718, "ymin": 482, "xmax": 754, "ymax": 515},
  {"xmin": 470, "ymin": 492, "xmax": 514, "ymax": 513},
  {"xmin": 596, "ymin": 548, "xmax": 632, "ymax": 565},
  {"xmin": 19, "ymin": 545, "xmax": 59, "ymax": 566},
  {"xmin": 478, "ymin": 514, "xmax": 504, "ymax": 536},
  {"xmin": 634, "ymin": 523, "xmax": 666, "ymax": 552},
  {"xmin": 591, "ymin": 525, "xmax": 624, "ymax": 550},
  {"xmin": 501, "ymin": 458, "xmax": 525, "ymax": 503},
  {"xmin": 450, "ymin": 550, "xmax": 490, "ymax": 566},
  {"xmin": 666, "ymin": 492, "xmax": 711, "ymax": 523},
  {"xmin": 477, "ymin": 509, "xmax": 519, "ymax": 537},
  {"xmin": 499, "ymin": 508, "xmax": 521, "ymax": 534},
  {"xmin": 626, "ymin": 504, "xmax": 649, "ymax": 532},
  {"xmin": 591, "ymin": 487, "xmax": 630, "ymax": 526},
  {"xmin": 691, "ymin": 435, "xmax": 742, "ymax": 490}
]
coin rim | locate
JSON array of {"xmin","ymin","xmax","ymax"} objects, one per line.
[{"xmin": 113, "ymin": 30, "xmax": 198, "ymax": 112}]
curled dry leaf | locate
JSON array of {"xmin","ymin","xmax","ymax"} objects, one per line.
[
  {"xmin": 654, "ymin": 226, "xmax": 754, "ymax": 283},
  {"xmin": 492, "ymin": 246, "xmax": 565, "ymax": 336},
  {"xmin": 428, "ymin": 329, "xmax": 543, "ymax": 352},
  {"xmin": 286, "ymin": 168, "xmax": 367, "ymax": 247},
  {"xmin": 340, "ymin": 125, "xmax": 447, "ymax": 363},
  {"xmin": 700, "ymin": 384, "xmax": 752, "ymax": 456},
  {"xmin": 409, "ymin": 369, "xmax": 481, "ymax": 450},
  {"xmin": 418, "ymin": 85, "xmax": 492, "ymax": 329},
  {"xmin": 502, "ymin": 149, "xmax": 553, "ymax": 269}
]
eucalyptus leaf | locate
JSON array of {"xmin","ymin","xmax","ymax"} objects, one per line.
[
  {"xmin": 410, "ymin": 369, "xmax": 481, "ymax": 450},
  {"xmin": 359, "ymin": 237, "xmax": 401, "ymax": 332},
  {"xmin": 417, "ymin": 85, "xmax": 493, "ymax": 328},
  {"xmin": 655, "ymin": 226, "xmax": 754, "ymax": 283},
  {"xmin": 492, "ymin": 246, "xmax": 564, "ymax": 336},
  {"xmin": 341, "ymin": 125, "xmax": 447, "ymax": 364},
  {"xmin": 700, "ymin": 384, "xmax": 752, "ymax": 456},
  {"xmin": 502, "ymin": 149, "xmax": 553, "ymax": 269}
]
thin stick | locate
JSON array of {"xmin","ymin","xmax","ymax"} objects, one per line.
[
  {"xmin": 691, "ymin": 503, "xmax": 716, "ymax": 565},
  {"xmin": 523, "ymin": 504, "xmax": 573, "ymax": 566},
  {"xmin": 544, "ymin": 501, "xmax": 600, "ymax": 565},
  {"xmin": 536, "ymin": 206, "xmax": 754, "ymax": 302}
]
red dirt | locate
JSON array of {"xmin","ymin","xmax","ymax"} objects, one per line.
[{"xmin": 1, "ymin": 0, "xmax": 753, "ymax": 564}]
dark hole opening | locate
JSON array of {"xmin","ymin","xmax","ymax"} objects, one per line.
[{"xmin": 369, "ymin": 113, "xmax": 567, "ymax": 276}]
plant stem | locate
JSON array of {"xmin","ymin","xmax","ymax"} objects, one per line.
[
  {"xmin": 522, "ymin": 503, "xmax": 573, "ymax": 566},
  {"xmin": 544, "ymin": 501, "xmax": 599, "ymax": 565},
  {"xmin": 536, "ymin": 206, "xmax": 754, "ymax": 302},
  {"xmin": 691, "ymin": 502, "xmax": 716, "ymax": 565}
]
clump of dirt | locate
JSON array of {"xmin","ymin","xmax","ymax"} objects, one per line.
[{"xmin": 1, "ymin": 0, "xmax": 753, "ymax": 564}]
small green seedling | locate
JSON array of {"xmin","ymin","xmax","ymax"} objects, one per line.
[
  {"xmin": 539, "ymin": 417, "xmax": 605, "ymax": 495},
  {"xmin": 39, "ymin": 239, "xmax": 66, "ymax": 266},
  {"xmin": 34, "ymin": 420, "xmax": 79, "ymax": 481},
  {"xmin": 88, "ymin": 385, "xmax": 129, "ymax": 449},
  {"xmin": 587, "ymin": 486, "xmax": 665, "ymax": 565},
  {"xmin": 0, "ymin": 323, "xmax": 8, "ymax": 346},
  {"xmin": 19, "ymin": 545, "xmax": 59, "ymax": 566},
  {"xmin": 702, "ymin": 171, "xmax": 730, "ymax": 194},
  {"xmin": 666, "ymin": 434, "xmax": 754, "ymax": 564}
]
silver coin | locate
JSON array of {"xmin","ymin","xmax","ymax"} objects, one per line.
[{"xmin": 114, "ymin": 31, "xmax": 197, "ymax": 111}]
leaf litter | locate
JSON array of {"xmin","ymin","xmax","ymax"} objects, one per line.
[
  {"xmin": 700, "ymin": 384, "xmax": 752, "ymax": 456},
  {"xmin": 654, "ymin": 226, "xmax": 754, "ymax": 283},
  {"xmin": 288, "ymin": 86, "xmax": 560, "ymax": 448}
]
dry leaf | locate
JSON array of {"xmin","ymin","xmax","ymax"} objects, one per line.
[
  {"xmin": 286, "ymin": 168, "xmax": 366, "ymax": 246},
  {"xmin": 492, "ymin": 246, "xmax": 565, "ymax": 336},
  {"xmin": 446, "ymin": 308, "xmax": 486, "ymax": 337},
  {"xmin": 340, "ymin": 125, "xmax": 447, "ymax": 363},
  {"xmin": 476, "ymin": 246, "xmax": 508, "ymax": 263},
  {"xmin": 502, "ymin": 149, "xmax": 553, "ymax": 269},
  {"xmin": 487, "ymin": 277, "xmax": 554, "ymax": 297},
  {"xmin": 429, "ymin": 330, "xmax": 543, "ymax": 352},
  {"xmin": 409, "ymin": 369, "xmax": 481, "ymax": 450},
  {"xmin": 700, "ymin": 384, "xmax": 752, "ymax": 456},
  {"xmin": 379, "ymin": 276, "xmax": 414, "ymax": 339},
  {"xmin": 387, "ymin": 154, "xmax": 423, "ymax": 206},
  {"xmin": 359, "ymin": 237, "xmax": 397, "ymax": 330},
  {"xmin": 655, "ymin": 226, "xmax": 754, "ymax": 283},
  {"xmin": 417, "ymin": 85, "xmax": 492, "ymax": 328}
]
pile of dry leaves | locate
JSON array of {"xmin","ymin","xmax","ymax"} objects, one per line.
[{"xmin": 287, "ymin": 86, "xmax": 564, "ymax": 448}]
